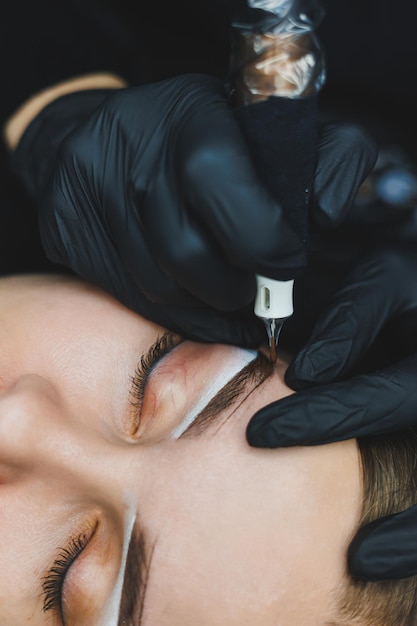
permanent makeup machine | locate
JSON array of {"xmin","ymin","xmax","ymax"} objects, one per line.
[{"xmin": 229, "ymin": 0, "xmax": 326, "ymax": 361}]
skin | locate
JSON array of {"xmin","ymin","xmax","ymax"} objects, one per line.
[{"xmin": 0, "ymin": 273, "xmax": 362, "ymax": 626}]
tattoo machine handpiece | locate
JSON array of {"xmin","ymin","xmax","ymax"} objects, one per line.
[{"xmin": 229, "ymin": 0, "xmax": 326, "ymax": 362}]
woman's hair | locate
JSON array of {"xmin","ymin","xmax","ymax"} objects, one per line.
[{"xmin": 332, "ymin": 428, "xmax": 417, "ymax": 626}]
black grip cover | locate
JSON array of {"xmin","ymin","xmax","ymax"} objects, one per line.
[{"xmin": 234, "ymin": 94, "xmax": 318, "ymax": 249}]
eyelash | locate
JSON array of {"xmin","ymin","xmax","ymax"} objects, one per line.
[
  {"xmin": 128, "ymin": 331, "xmax": 179, "ymax": 427},
  {"xmin": 41, "ymin": 532, "xmax": 89, "ymax": 614}
]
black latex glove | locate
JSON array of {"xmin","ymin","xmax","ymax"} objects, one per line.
[
  {"xmin": 10, "ymin": 73, "xmax": 376, "ymax": 345},
  {"xmin": 247, "ymin": 243, "xmax": 417, "ymax": 580}
]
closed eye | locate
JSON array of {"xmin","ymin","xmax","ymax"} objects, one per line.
[
  {"xmin": 41, "ymin": 521, "xmax": 98, "ymax": 621},
  {"xmin": 128, "ymin": 331, "xmax": 182, "ymax": 435}
]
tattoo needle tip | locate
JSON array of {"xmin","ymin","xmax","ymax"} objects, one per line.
[{"xmin": 269, "ymin": 338, "xmax": 277, "ymax": 364}]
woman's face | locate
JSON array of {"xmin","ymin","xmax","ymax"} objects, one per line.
[{"xmin": 0, "ymin": 274, "xmax": 362, "ymax": 626}]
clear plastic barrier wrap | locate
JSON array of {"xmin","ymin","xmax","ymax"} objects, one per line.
[{"xmin": 230, "ymin": 0, "xmax": 326, "ymax": 104}]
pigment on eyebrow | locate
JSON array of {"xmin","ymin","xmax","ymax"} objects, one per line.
[
  {"xmin": 118, "ymin": 519, "xmax": 153, "ymax": 626},
  {"xmin": 180, "ymin": 350, "xmax": 273, "ymax": 438}
]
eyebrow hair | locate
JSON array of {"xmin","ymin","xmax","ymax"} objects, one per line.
[
  {"xmin": 118, "ymin": 518, "xmax": 153, "ymax": 626},
  {"xmin": 117, "ymin": 350, "xmax": 273, "ymax": 625},
  {"xmin": 180, "ymin": 350, "xmax": 273, "ymax": 438}
]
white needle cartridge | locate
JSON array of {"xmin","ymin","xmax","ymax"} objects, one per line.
[{"xmin": 254, "ymin": 275, "xmax": 294, "ymax": 362}]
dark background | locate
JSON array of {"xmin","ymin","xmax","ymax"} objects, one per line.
[{"xmin": 1, "ymin": 0, "xmax": 417, "ymax": 273}]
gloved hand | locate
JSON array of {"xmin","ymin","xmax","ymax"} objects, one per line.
[
  {"xmin": 247, "ymin": 242, "xmax": 417, "ymax": 580},
  {"xmin": 10, "ymin": 73, "xmax": 376, "ymax": 345}
]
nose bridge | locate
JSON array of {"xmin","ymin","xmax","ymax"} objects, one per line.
[
  {"xmin": 0, "ymin": 374, "xmax": 146, "ymax": 503},
  {"xmin": 0, "ymin": 374, "xmax": 65, "ymax": 467}
]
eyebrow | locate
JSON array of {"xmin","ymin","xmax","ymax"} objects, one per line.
[
  {"xmin": 180, "ymin": 350, "xmax": 273, "ymax": 438},
  {"xmin": 117, "ymin": 518, "xmax": 153, "ymax": 626},
  {"xmin": 117, "ymin": 350, "xmax": 273, "ymax": 624}
]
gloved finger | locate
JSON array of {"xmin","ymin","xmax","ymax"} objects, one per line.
[
  {"xmin": 286, "ymin": 249, "xmax": 417, "ymax": 388},
  {"xmin": 246, "ymin": 351, "xmax": 417, "ymax": 447},
  {"xmin": 312, "ymin": 122, "xmax": 378, "ymax": 228},
  {"xmin": 348, "ymin": 505, "xmax": 417, "ymax": 581},
  {"xmin": 42, "ymin": 140, "xmax": 204, "ymax": 308},
  {"xmin": 141, "ymin": 109, "xmax": 305, "ymax": 305},
  {"xmin": 177, "ymin": 96, "xmax": 307, "ymax": 280},
  {"xmin": 44, "ymin": 155, "xmax": 251, "ymax": 317},
  {"xmin": 141, "ymin": 170, "xmax": 257, "ymax": 311},
  {"xmin": 184, "ymin": 141, "xmax": 304, "ymax": 276}
]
